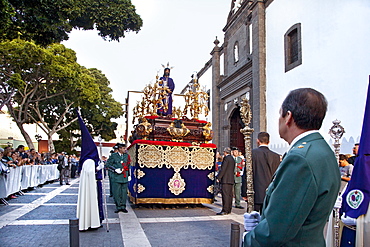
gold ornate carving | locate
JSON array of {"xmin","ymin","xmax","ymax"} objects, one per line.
[
  {"xmin": 202, "ymin": 122, "xmax": 213, "ymax": 143},
  {"xmin": 163, "ymin": 146, "xmax": 190, "ymax": 172},
  {"xmin": 136, "ymin": 169, "xmax": 145, "ymax": 179},
  {"xmin": 136, "ymin": 144, "xmax": 215, "ymax": 171},
  {"xmin": 207, "ymin": 172, "xmax": 215, "ymax": 181},
  {"xmin": 167, "ymin": 121, "xmax": 190, "ymax": 142},
  {"xmin": 136, "ymin": 117, "xmax": 152, "ymax": 140},
  {"xmin": 168, "ymin": 172, "xmax": 186, "ymax": 195},
  {"xmin": 137, "ymin": 145, "xmax": 165, "ymax": 169},
  {"xmin": 128, "ymin": 194, "xmax": 213, "ymax": 204},
  {"xmin": 137, "ymin": 184, "xmax": 145, "ymax": 193},
  {"xmin": 207, "ymin": 185, "xmax": 214, "ymax": 194},
  {"xmin": 190, "ymin": 148, "xmax": 214, "ymax": 170},
  {"xmin": 182, "ymin": 75, "xmax": 209, "ymax": 120}
]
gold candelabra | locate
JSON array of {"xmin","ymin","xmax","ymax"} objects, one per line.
[
  {"xmin": 183, "ymin": 75, "xmax": 209, "ymax": 120},
  {"xmin": 132, "ymin": 73, "xmax": 171, "ymax": 124}
]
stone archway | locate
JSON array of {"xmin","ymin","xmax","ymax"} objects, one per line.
[{"xmin": 229, "ymin": 107, "xmax": 245, "ymax": 154}]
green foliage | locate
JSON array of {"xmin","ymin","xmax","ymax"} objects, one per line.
[
  {"xmin": 1, "ymin": 39, "xmax": 123, "ymax": 150},
  {"xmin": 0, "ymin": 0, "xmax": 142, "ymax": 46}
]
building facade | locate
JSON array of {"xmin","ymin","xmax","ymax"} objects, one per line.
[{"xmin": 196, "ymin": 0, "xmax": 369, "ymax": 154}]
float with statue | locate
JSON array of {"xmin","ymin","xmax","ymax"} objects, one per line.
[{"xmin": 126, "ymin": 66, "xmax": 217, "ymax": 204}]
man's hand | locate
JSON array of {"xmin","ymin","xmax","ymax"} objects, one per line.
[
  {"xmin": 244, "ymin": 211, "xmax": 261, "ymax": 232},
  {"xmin": 96, "ymin": 162, "xmax": 104, "ymax": 171},
  {"xmin": 115, "ymin": 168, "xmax": 122, "ymax": 174}
]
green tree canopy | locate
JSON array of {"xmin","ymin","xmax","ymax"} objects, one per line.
[
  {"xmin": 0, "ymin": 0, "xmax": 143, "ymax": 46},
  {"xmin": 0, "ymin": 39, "xmax": 123, "ymax": 152}
]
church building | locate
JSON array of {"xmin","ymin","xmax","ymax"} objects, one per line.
[{"xmin": 196, "ymin": 0, "xmax": 370, "ymax": 154}]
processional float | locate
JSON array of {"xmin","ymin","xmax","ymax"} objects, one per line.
[{"xmin": 127, "ymin": 70, "xmax": 216, "ymax": 204}]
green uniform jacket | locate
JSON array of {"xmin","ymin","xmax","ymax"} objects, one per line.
[
  {"xmin": 234, "ymin": 156, "xmax": 243, "ymax": 184},
  {"xmin": 244, "ymin": 132, "xmax": 340, "ymax": 247},
  {"xmin": 106, "ymin": 152, "xmax": 131, "ymax": 183}
]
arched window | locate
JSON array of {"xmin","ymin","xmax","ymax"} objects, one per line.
[
  {"xmin": 234, "ymin": 41, "xmax": 239, "ymax": 64},
  {"xmin": 284, "ymin": 23, "xmax": 302, "ymax": 72}
]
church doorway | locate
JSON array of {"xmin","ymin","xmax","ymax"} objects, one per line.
[{"xmin": 230, "ymin": 108, "xmax": 245, "ymax": 154}]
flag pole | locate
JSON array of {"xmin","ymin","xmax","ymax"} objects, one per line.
[{"xmin": 98, "ymin": 135, "xmax": 110, "ymax": 232}]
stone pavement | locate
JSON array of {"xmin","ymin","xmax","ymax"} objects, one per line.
[{"xmin": 0, "ymin": 177, "xmax": 246, "ymax": 247}]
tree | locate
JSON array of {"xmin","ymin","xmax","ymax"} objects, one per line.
[
  {"xmin": 1, "ymin": 39, "xmax": 122, "ymax": 152},
  {"xmin": 45, "ymin": 68, "xmax": 123, "ymax": 152},
  {"xmin": 0, "ymin": 0, "xmax": 143, "ymax": 46}
]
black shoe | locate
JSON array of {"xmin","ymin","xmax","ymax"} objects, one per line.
[
  {"xmin": 114, "ymin": 210, "xmax": 120, "ymax": 213},
  {"xmin": 66, "ymin": 183, "xmax": 70, "ymax": 185},
  {"xmin": 60, "ymin": 183, "xmax": 63, "ymax": 185},
  {"xmin": 235, "ymin": 206, "xmax": 244, "ymax": 209},
  {"xmin": 122, "ymin": 209, "xmax": 128, "ymax": 213},
  {"xmin": 216, "ymin": 211, "xmax": 227, "ymax": 215}
]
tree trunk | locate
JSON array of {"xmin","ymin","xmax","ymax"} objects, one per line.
[
  {"xmin": 15, "ymin": 121, "xmax": 35, "ymax": 150},
  {"xmin": 47, "ymin": 134, "xmax": 55, "ymax": 153}
]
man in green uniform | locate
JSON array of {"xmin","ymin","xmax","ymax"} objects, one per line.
[
  {"xmin": 243, "ymin": 88, "xmax": 341, "ymax": 246},
  {"xmin": 106, "ymin": 143, "xmax": 131, "ymax": 213},
  {"xmin": 232, "ymin": 147, "xmax": 244, "ymax": 209}
]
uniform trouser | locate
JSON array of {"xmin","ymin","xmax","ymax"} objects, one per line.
[
  {"xmin": 59, "ymin": 168, "xmax": 70, "ymax": 184},
  {"xmin": 112, "ymin": 182, "xmax": 128, "ymax": 210},
  {"xmin": 221, "ymin": 183, "xmax": 233, "ymax": 214},
  {"xmin": 234, "ymin": 182, "xmax": 242, "ymax": 206}
]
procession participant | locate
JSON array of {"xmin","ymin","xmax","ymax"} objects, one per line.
[
  {"xmin": 107, "ymin": 145, "xmax": 119, "ymax": 197},
  {"xmin": 232, "ymin": 147, "xmax": 244, "ymax": 209},
  {"xmin": 250, "ymin": 132, "xmax": 280, "ymax": 212},
  {"xmin": 243, "ymin": 88, "xmax": 340, "ymax": 246},
  {"xmin": 106, "ymin": 143, "xmax": 131, "ymax": 213},
  {"xmin": 76, "ymin": 112, "xmax": 104, "ymax": 231},
  {"xmin": 216, "ymin": 147, "xmax": 235, "ymax": 215}
]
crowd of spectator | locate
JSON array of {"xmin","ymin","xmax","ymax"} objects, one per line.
[{"xmin": 0, "ymin": 144, "xmax": 80, "ymax": 200}]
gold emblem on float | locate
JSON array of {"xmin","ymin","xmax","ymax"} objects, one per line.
[{"xmin": 168, "ymin": 172, "xmax": 186, "ymax": 195}]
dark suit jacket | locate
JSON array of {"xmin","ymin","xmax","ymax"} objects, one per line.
[
  {"xmin": 218, "ymin": 154, "xmax": 235, "ymax": 184},
  {"xmin": 244, "ymin": 132, "xmax": 341, "ymax": 246},
  {"xmin": 252, "ymin": 146, "xmax": 280, "ymax": 204}
]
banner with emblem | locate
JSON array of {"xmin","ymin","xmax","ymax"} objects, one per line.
[{"xmin": 341, "ymin": 81, "xmax": 370, "ymax": 218}]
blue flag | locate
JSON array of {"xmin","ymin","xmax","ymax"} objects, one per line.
[
  {"xmin": 76, "ymin": 111, "xmax": 100, "ymax": 170},
  {"xmin": 341, "ymin": 81, "xmax": 370, "ymax": 218}
]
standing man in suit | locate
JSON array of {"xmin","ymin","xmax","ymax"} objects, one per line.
[
  {"xmin": 106, "ymin": 143, "xmax": 131, "ymax": 213},
  {"xmin": 217, "ymin": 147, "xmax": 235, "ymax": 215},
  {"xmin": 251, "ymin": 132, "xmax": 280, "ymax": 212},
  {"xmin": 244, "ymin": 88, "xmax": 341, "ymax": 246}
]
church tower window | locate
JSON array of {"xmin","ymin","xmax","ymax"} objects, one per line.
[
  {"xmin": 234, "ymin": 41, "xmax": 239, "ymax": 64},
  {"xmin": 284, "ymin": 23, "xmax": 302, "ymax": 72}
]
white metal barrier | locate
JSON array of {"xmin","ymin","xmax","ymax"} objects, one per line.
[{"xmin": 0, "ymin": 164, "xmax": 59, "ymax": 200}]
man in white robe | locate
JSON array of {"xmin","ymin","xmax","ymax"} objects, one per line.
[{"xmin": 76, "ymin": 159, "xmax": 101, "ymax": 231}]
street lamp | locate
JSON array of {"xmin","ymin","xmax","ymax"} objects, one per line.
[{"xmin": 35, "ymin": 134, "xmax": 42, "ymax": 141}]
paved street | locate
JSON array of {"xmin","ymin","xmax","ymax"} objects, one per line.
[{"xmin": 0, "ymin": 177, "xmax": 246, "ymax": 247}]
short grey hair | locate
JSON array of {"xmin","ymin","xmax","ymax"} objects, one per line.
[{"xmin": 223, "ymin": 147, "xmax": 231, "ymax": 154}]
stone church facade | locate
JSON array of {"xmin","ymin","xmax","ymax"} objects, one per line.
[
  {"xmin": 210, "ymin": 0, "xmax": 272, "ymax": 152},
  {"xmin": 193, "ymin": 0, "xmax": 369, "ymax": 154}
]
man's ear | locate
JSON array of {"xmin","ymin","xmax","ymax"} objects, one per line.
[{"xmin": 285, "ymin": 111, "xmax": 293, "ymax": 125}]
